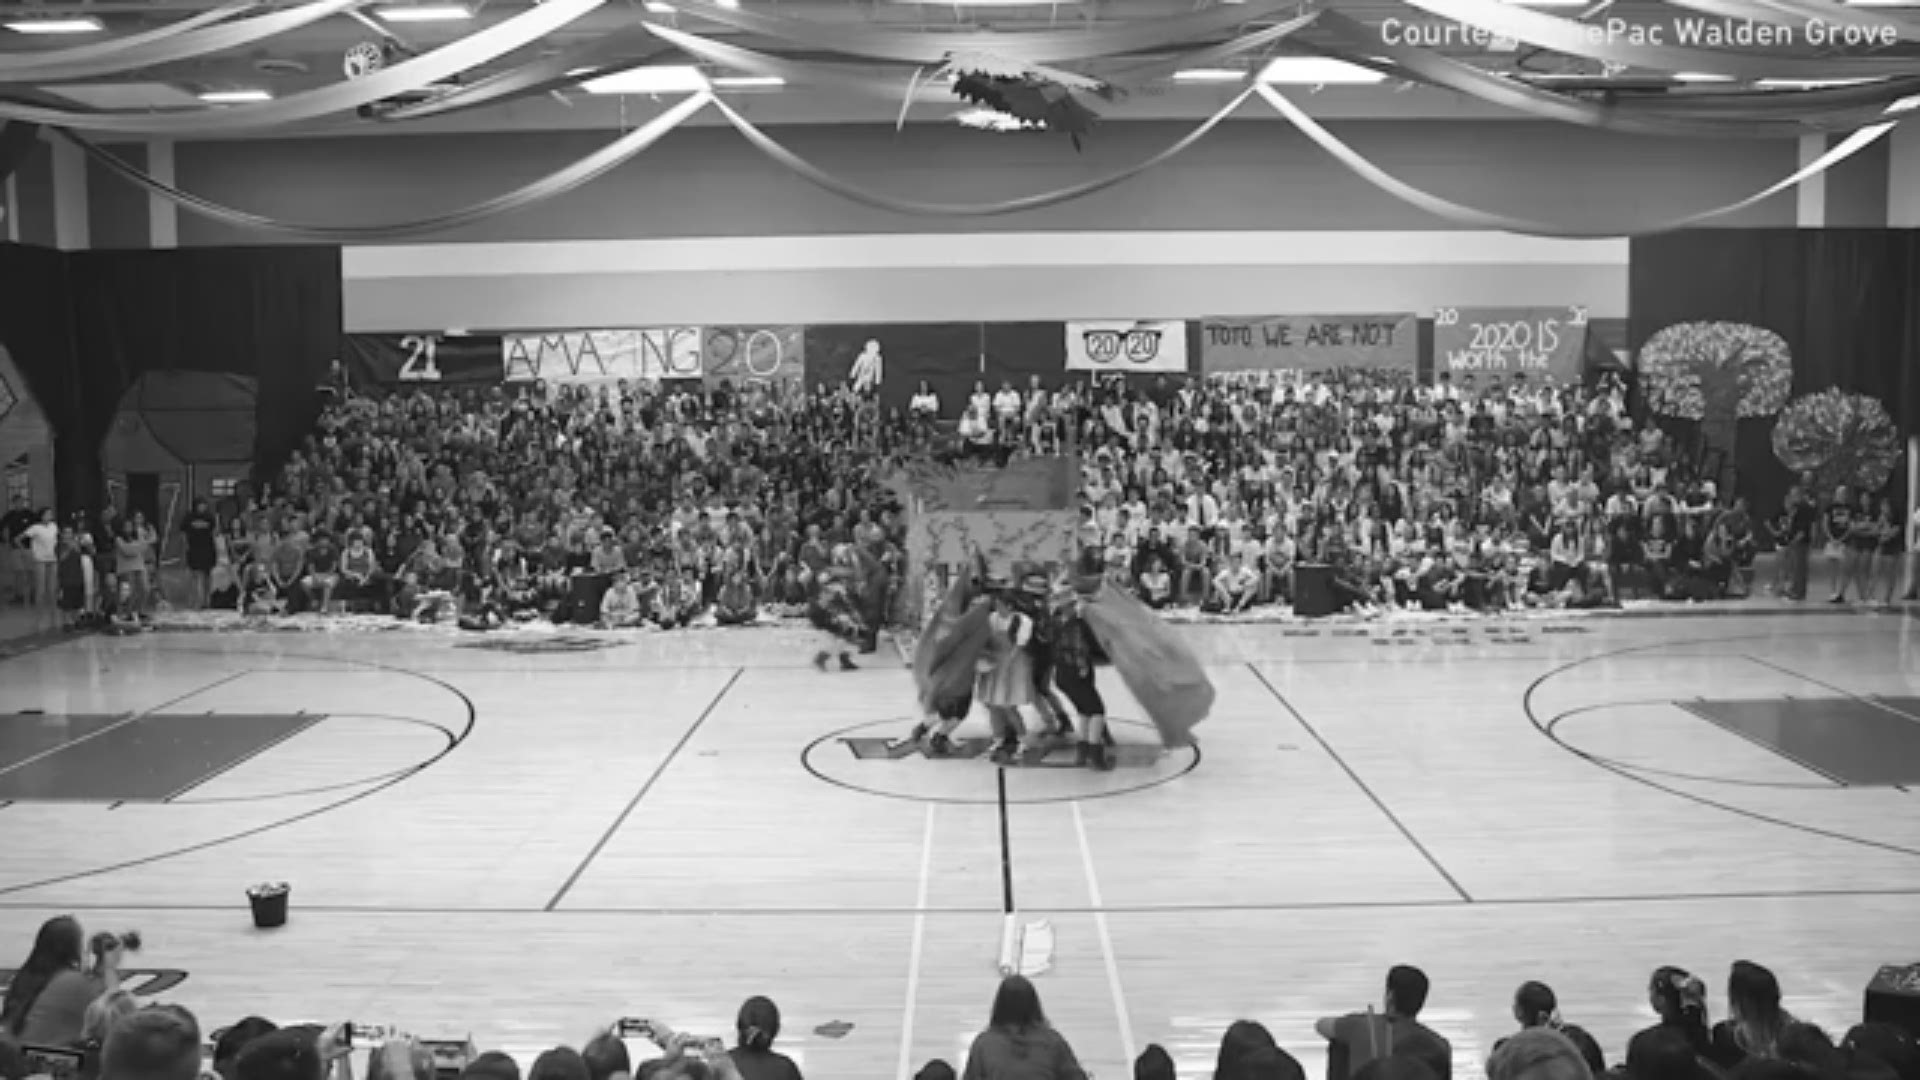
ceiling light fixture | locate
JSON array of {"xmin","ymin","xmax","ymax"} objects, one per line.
[
  {"xmin": 1754, "ymin": 76, "xmax": 1880, "ymax": 88},
  {"xmin": 375, "ymin": 4, "xmax": 472, "ymax": 21},
  {"xmin": 642, "ymin": 1, "xmax": 675, "ymax": 11},
  {"xmin": 1502, "ymin": 0, "xmax": 1587, "ymax": 7},
  {"xmin": 5, "ymin": 16, "xmax": 104, "ymax": 33},
  {"xmin": 892, "ymin": 0, "xmax": 1083, "ymax": 6},
  {"xmin": 582, "ymin": 65, "xmax": 710, "ymax": 93},
  {"xmin": 1887, "ymin": 93, "xmax": 1920, "ymax": 113},
  {"xmin": 1172, "ymin": 68, "xmax": 1246, "ymax": 83},
  {"xmin": 198, "ymin": 88, "xmax": 274, "ymax": 103},
  {"xmin": 1844, "ymin": 0, "xmax": 1920, "ymax": 8},
  {"xmin": 1671, "ymin": 72, "xmax": 1736, "ymax": 82},
  {"xmin": 712, "ymin": 75, "xmax": 783, "ymax": 88},
  {"xmin": 1258, "ymin": 56, "xmax": 1387, "ymax": 84}
]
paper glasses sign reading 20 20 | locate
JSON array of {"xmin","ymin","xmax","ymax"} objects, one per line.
[
  {"xmin": 1064, "ymin": 320, "xmax": 1190, "ymax": 373},
  {"xmin": 1433, "ymin": 306, "xmax": 1590, "ymax": 382}
]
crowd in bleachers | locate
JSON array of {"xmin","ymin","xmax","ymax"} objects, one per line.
[
  {"xmin": 4, "ymin": 916, "xmax": 1919, "ymax": 1080},
  {"xmin": 4, "ymin": 367, "xmax": 1915, "ymax": 632}
]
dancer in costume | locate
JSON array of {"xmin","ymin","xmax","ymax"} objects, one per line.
[
  {"xmin": 810, "ymin": 545, "xmax": 876, "ymax": 671},
  {"xmin": 1049, "ymin": 577, "xmax": 1114, "ymax": 770},
  {"xmin": 1011, "ymin": 571, "xmax": 1073, "ymax": 741},
  {"xmin": 976, "ymin": 586, "xmax": 1040, "ymax": 765},
  {"xmin": 897, "ymin": 560, "xmax": 991, "ymax": 757}
]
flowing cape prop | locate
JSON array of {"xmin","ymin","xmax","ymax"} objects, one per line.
[
  {"xmin": 914, "ymin": 569, "xmax": 993, "ymax": 711},
  {"xmin": 1081, "ymin": 583, "xmax": 1213, "ymax": 747}
]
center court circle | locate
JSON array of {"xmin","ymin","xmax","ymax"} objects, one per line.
[{"xmin": 801, "ymin": 717, "xmax": 1200, "ymax": 805}]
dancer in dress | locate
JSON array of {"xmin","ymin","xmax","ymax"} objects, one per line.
[
  {"xmin": 976, "ymin": 586, "xmax": 1040, "ymax": 765},
  {"xmin": 898, "ymin": 560, "xmax": 990, "ymax": 757},
  {"xmin": 1011, "ymin": 571, "xmax": 1074, "ymax": 741},
  {"xmin": 810, "ymin": 545, "xmax": 877, "ymax": 671}
]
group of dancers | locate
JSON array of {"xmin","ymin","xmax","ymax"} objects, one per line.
[{"xmin": 898, "ymin": 569, "xmax": 1118, "ymax": 768}]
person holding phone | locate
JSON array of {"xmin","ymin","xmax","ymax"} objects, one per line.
[{"xmin": 0, "ymin": 916, "xmax": 123, "ymax": 1046}]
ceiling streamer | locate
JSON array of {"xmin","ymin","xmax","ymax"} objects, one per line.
[
  {"xmin": 0, "ymin": 0, "xmax": 603, "ymax": 134},
  {"xmin": 0, "ymin": 0, "xmax": 364, "ymax": 84},
  {"xmin": 709, "ymin": 87, "xmax": 1258, "ymax": 216},
  {"xmin": 379, "ymin": 25, "xmax": 669, "ymax": 119},
  {"xmin": 1251, "ymin": 83, "xmax": 1898, "ymax": 237},
  {"xmin": 0, "ymin": 0, "xmax": 256, "ymax": 82},
  {"xmin": 1395, "ymin": 0, "xmax": 1916, "ymax": 78},
  {"xmin": 662, "ymin": 0, "xmax": 1307, "ymax": 64},
  {"xmin": 64, "ymin": 91, "xmax": 709, "ymax": 239},
  {"xmin": 646, "ymin": 23, "xmax": 920, "ymax": 101}
]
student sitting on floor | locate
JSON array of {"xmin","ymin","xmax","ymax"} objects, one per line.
[
  {"xmin": 599, "ymin": 571, "xmax": 644, "ymax": 629},
  {"xmin": 714, "ymin": 570, "xmax": 759, "ymax": 627}
]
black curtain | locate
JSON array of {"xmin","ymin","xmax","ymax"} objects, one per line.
[
  {"xmin": 1629, "ymin": 228, "xmax": 1920, "ymax": 519},
  {"xmin": 0, "ymin": 243, "xmax": 75, "ymax": 502},
  {"xmin": 63, "ymin": 246, "xmax": 342, "ymax": 509}
]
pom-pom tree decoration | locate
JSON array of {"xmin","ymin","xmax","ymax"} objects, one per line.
[
  {"xmin": 1772, "ymin": 388, "xmax": 1901, "ymax": 495},
  {"xmin": 1639, "ymin": 320, "xmax": 1794, "ymax": 484},
  {"xmin": 935, "ymin": 51, "xmax": 1113, "ymax": 149}
]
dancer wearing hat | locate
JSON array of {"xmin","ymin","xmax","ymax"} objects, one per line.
[{"xmin": 1050, "ymin": 576, "xmax": 1115, "ymax": 770}]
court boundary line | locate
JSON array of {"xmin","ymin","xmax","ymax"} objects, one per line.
[
  {"xmin": 1247, "ymin": 663, "xmax": 1474, "ymax": 903},
  {"xmin": 4, "ymin": 884, "xmax": 1919, "ymax": 916},
  {"xmin": 1072, "ymin": 800, "xmax": 1137, "ymax": 1066},
  {"xmin": 997, "ymin": 768, "xmax": 1015, "ymax": 914},
  {"xmin": 897, "ymin": 803, "xmax": 935, "ymax": 1080},
  {"xmin": 544, "ymin": 666, "xmax": 745, "ymax": 912}
]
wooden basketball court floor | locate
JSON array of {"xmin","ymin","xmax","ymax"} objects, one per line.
[{"xmin": 0, "ymin": 611, "xmax": 1917, "ymax": 1080}]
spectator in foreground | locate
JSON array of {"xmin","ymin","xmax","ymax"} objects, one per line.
[
  {"xmin": 101, "ymin": 1005, "xmax": 201, "ymax": 1080},
  {"xmin": 232, "ymin": 1030, "xmax": 324, "ymax": 1080},
  {"xmin": 1494, "ymin": 983, "xmax": 1605, "ymax": 1077},
  {"xmin": 1216, "ymin": 1021, "xmax": 1305, "ymax": 1080},
  {"xmin": 1713, "ymin": 961, "xmax": 1793, "ymax": 1067},
  {"xmin": 728, "ymin": 996, "xmax": 801, "ymax": 1080},
  {"xmin": 213, "ymin": 1017, "xmax": 282, "ymax": 1080},
  {"xmin": 1843, "ymin": 1025, "xmax": 1919, "ymax": 1080},
  {"xmin": 1317, "ymin": 965, "xmax": 1452, "ymax": 1080},
  {"xmin": 962, "ymin": 975, "xmax": 1086, "ymax": 1080},
  {"xmin": 1, "ymin": 916, "xmax": 123, "ymax": 1046},
  {"xmin": 1630, "ymin": 968, "xmax": 1720, "ymax": 1069},
  {"xmin": 1487, "ymin": 1030, "xmax": 1589, "ymax": 1080},
  {"xmin": 1134, "ymin": 1045, "xmax": 1175, "ymax": 1080}
]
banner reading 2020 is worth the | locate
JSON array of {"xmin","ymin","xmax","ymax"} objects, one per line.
[{"xmin": 1432, "ymin": 306, "xmax": 1590, "ymax": 383}]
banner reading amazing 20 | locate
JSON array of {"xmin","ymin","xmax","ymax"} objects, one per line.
[{"xmin": 1432, "ymin": 306, "xmax": 1590, "ymax": 383}]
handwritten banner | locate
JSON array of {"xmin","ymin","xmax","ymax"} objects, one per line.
[
  {"xmin": 700, "ymin": 325, "xmax": 803, "ymax": 387},
  {"xmin": 1200, "ymin": 314, "xmax": 1416, "ymax": 373},
  {"xmin": 341, "ymin": 334, "xmax": 504, "ymax": 387},
  {"xmin": 1065, "ymin": 320, "xmax": 1188, "ymax": 373},
  {"xmin": 502, "ymin": 328, "xmax": 702, "ymax": 384},
  {"xmin": 1433, "ymin": 306, "xmax": 1589, "ymax": 382}
]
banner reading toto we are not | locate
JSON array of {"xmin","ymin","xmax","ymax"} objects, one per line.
[{"xmin": 1199, "ymin": 314, "xmax": 1417, "ymax": 373}]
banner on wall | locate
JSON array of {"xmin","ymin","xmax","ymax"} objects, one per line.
[
  {"xmin": 341, "ymin": 333, "xmax": 504, "ymax": 387},
  {"xmin": 501, "ymin": 328, "xmax": 703, "ymax": 383},
  {"xmin": 1199, "ymin": 315, "xmax": 1416, "ymax": 373},
  {"xmin": 701, "ymin": 325, "xmax": 803, "ymax": 386},
  {"xmin": 1065, "ymin": 320, "xmax": 1188, "ymax": 373},
  {"xmin": 1432, "ymin": 306, "xmax": 1590, "ymax": 382}
]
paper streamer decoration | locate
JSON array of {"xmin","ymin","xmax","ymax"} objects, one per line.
[
  {"xmin": 67, "ymin": 91, "xmax": 709, "ymax": 239},
  {"xmin": 381, "ymin": 25, "xmax": 668, "ymax": 120},
  {"xmin": 0, "ymin": 0, "xmax": 602, "ymax": 134},
  {"xmin": 1395, "ymin": 0, "xmax": 1913, "ymax": 78},
  {"xmin": 647, "ymin": 23, "xmax": 927, "ymax": 102},
  {"xmin": 0, "ymin": 0, "xmax": 255, "ymax": 82},
  {"xmin": 1254, "ymin": 84, "xmax": 1899, "ymax": 238},
  {"xmin": 664, "ymin": 0, "xmax": 1303, "ymax": 64},
  {"xmin": 0, "ymin": 0, "xmax": 365, "ymax": 85},
  {"xmin": 1101, "ymin": 13, "xmax": 1318, "ymax": 88},
  {"xmin": 710, "ymin": 87, "xmax": 1255, "ymax": 217}
]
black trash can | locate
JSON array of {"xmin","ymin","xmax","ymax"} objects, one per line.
[{"xmin": 247, "ymin": 884, "xmax": 290, "ymax": 929}]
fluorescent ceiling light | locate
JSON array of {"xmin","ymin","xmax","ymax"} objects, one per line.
[
  {"xmin": 712, "ymin": 75, "xmax": 783, "ymax": 88},
  {"xmin": 5, "ymin": 16, "xmax": 103, "ymax": 32},
  {"xmin": 1258, "ymin": 56, "xmax": 1386, "ymax": 84},
  {"xmin": 1887, "ymin": 93, "xmax": 1920, "ymax": 114},
  {"xmin": 643, "ymin": 0, "xmax": 675, "ymax": 10},
  {"xmin": 1173, "ymin": 68, "xmax": 1245, "ymax": 83},
  {"xmin": 1671, "ymin": 72, "xmax": 1735, "ymax": 82},
  {"xmin": 1845, "ymin": 0, "xmax": 1920, "ymax": 7},
  {"xmin": 375, "ymin": 4, "xmax": 472, "ymax": 20},
  {"xmin": 198, "ymin": 88, "xmax": 274, "ymax": 103},
  {"xmin": 894, "ymin": 0, "xmax": 1082, "ymax": 6},
  {"xmin": 1755, "ymin": 76, "xmax": 1879, "ymax": 88},
  {"xmin": 1503, "ymin": 0, "xmax": 1586, "ymax": 6},
  {"xmin": 582, "ymin": 65, "xmax": 709, "ymax": 93}
]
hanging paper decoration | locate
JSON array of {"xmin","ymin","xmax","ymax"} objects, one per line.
[
  {"xmin": 1772, "ymin": 389, "xmax": 1903, "ymax": 493},
  {"xmin": 938, "ymin": 51, "xmax": 1112, "ymax": 148},
  {"xmin": 1252, "ymin": 84, "xmax": 1901, "ymax": 237},
  {"xmin": 63, "ymin": 91, "xmax": 710, "ymax": 239},
  {"xmin": 0, "ymin": 0, "xmax": 252, "ymax": 82},
  {"xmin": 0, "ymin": 0, "xmax": 366, "ymax": 85}
]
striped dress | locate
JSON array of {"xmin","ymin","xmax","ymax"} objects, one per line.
[{"xmin": 975, "ymin": 611, "xmax": 1035, "ymax": 708}]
